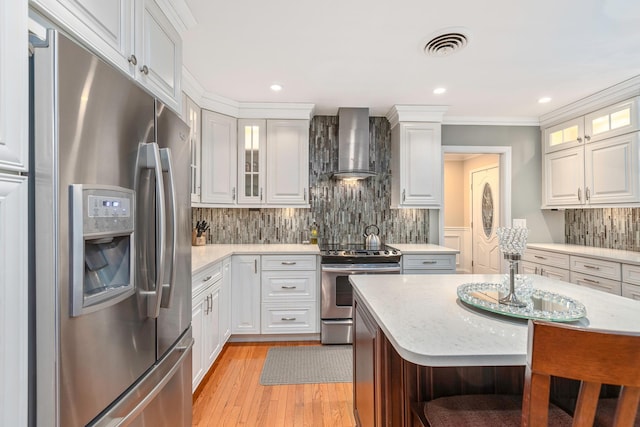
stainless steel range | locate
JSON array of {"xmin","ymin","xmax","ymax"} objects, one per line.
[{"xmin": 320, "ymin": 243, "xmax": 401, "ymax": 344}]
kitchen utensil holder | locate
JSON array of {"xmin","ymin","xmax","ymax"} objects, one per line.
[{"xmin": 192, "ymin": 229, "xmax": 206, "ymax": 246}]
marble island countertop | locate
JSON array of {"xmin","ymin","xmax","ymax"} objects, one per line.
[
  {"xmin": 350, "ymin": 273, "xmax": 640, "ymax": 368},
  {"xmin": 527, "ymin": 243, "xmax": 640, "ymax": 265}
]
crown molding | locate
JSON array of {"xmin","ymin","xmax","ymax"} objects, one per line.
[
  {"xmin": 182, "ymin": 68, "xmax": 315, "ymax": 119},
  {"xmin": 539, "ymin": 75, "xmax": 640, "ymax": 128},
  {"xmin": 443, "ymin": 116, "xmax": 540, "ymax": 126},
  {"xmin": 154, "ymin": 0, "xmax": 197, "ymax": 33},
  {"xmin": 386, "ymin": 105, "xmax": 449, "ymax": 128}
]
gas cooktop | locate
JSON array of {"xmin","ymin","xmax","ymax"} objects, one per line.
[{"xmin": 319, "ymin": 243, "xmax": 402, "ymax": 263}]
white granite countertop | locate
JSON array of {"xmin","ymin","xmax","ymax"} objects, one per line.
[
  {"xmin": 388, "ymin": 243, "xmax": 460, "ymax": 254},
  {"xmin": 192, "ymin": 244, "xmax": 320, "ymax": 275},
  {"xmin": 527, "ymin": 243, "xmax": 640, "ymax": 265},
  {"xmin": 350, "ymin": 274, "xmax": 640, "ymax": 367}
]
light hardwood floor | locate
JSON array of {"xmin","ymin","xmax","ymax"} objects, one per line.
[{"xmin": 192, "ymin": 342, "xmax": 356, "ymax": 427}]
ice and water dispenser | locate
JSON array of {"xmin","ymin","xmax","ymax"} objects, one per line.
[{"xmin": 70, "ymin": 185, "xmax": 135, "ymax": 316}]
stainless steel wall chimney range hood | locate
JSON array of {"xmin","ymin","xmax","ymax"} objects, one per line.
[{"xmin": 333, "ymin": 107, "xmax": 376, "ymax": 179}]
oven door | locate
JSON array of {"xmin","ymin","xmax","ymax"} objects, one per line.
[{"xmin": 321, "ymin": 263, "xmax": 401, "ymax": 320}]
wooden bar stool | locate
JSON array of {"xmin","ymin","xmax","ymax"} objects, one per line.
[{"xmin": 413, "ymin": 320, "xmax": 640, "ymax": 427}]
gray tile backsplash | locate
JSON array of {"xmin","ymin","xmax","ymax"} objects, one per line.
[
  {"xmin": 565, "ymin": 208, "xmax": 640, "ymax": 252},
  {"xmin": 192, "ymin": 115, "xmax": 430, "ymax": 244}
]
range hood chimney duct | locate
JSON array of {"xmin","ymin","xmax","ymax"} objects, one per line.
[{"xmin": 333, "ymin": 107, "xmax": 375, "ymax": 179}]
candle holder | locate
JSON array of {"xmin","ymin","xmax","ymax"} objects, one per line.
[{"xmin": 496, "ymin": 227, "xmax": 529, "ymax": 308}]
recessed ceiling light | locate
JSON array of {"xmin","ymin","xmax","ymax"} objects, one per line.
[
  {"xmin": 270, "ymin": 84, "xmax": 283, "ymax": 92},
  {"xmin": 433, "ymin": 87, "xmax": 447, "ymax": 95},
  {"xmin": 538, "ymin": 97, "xmax": 552, "ymax": 104}
]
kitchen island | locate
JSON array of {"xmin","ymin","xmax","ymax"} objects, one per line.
[{"xmin": 350, "ymin": 274, "xmax": 640, "ymax": 427}]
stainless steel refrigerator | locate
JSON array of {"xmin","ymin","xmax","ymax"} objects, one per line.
[{"xmin": 31, "ymin": 29, "xmax": 192, "ymax": 427}]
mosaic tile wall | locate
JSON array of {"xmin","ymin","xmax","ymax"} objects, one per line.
[
  {"xmin": 192, "ymin": 115, "xmax": 430, "ymax": 244},
  {"xmin": 565, "ymin": 208, "xmax": 640, "ymax": 252}
]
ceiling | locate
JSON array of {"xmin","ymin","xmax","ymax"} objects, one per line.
[{"xmin": 181, "ymin": 0, "xmax": 640, "ymax": 121}]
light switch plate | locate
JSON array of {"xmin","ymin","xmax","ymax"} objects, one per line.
[{"xmin": 513, "ymin": 218, "xmax": 527, "ymax": 228}]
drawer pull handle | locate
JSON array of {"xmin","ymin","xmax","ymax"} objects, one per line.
[
  {"xmin": 584, "ymin": 265, "xmax": 600, "ymax": 270},
  {"xmin": 583, "ymin": 278, "xmax": 600, "ymax": 285},
  {"xmin": 202, "ymin": 275, "xmax": 212, "ymax": 282},
  {"xmin": 422, "ymin": 261, "xmax": 438, "ymax": 264},
  {"xmin": 281, "ymin": 261, "xmax": 297, "ymax": 265},
  {"xmin": 281, "ymin": 286, "xmax": 297, "ymax": 289},
  {"xmin": 281, "ymin": 317, "xmax": 296, "ymax": 321},
  {"xmin": 534, "ymin": 255, "xmax": 547, "ymax": 260}
]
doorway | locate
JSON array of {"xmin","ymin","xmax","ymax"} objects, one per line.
[{"xmin": 440, "ymin": 146, "xmax": 511, "ymax": 273}]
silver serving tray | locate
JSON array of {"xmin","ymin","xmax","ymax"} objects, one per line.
[{"xmin": 457, "ymin": 282, "xmax": 587, "ymax": 322}]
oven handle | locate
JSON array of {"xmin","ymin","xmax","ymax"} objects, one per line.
[{"xmin": 321, "ymin": 265, "xmax": 401, "ymax": 274}]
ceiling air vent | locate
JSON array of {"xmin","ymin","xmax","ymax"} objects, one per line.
[{"xmin": 423, "ymin": 30, "xmax": 469, "ymax": 57}]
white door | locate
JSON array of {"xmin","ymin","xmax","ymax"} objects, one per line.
[{"xmin": 472, "ymin": 166, "xmax": 500, "ymax": 274}]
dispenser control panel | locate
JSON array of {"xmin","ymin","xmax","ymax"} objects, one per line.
[{"xmin": 88, "ymin": 195, "xmax": 131, "ymax": 218}]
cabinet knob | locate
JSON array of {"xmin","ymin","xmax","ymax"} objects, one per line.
[
  {"xmin": 140, "ymin": 65, "xmax": 149, "ymax": 75},
  {"xmin": 584, "ymin": 135, "xmax": 591, "ymax": 141},
  {"xmin": 402, "ymin": 189, "xmax": 406, "ymax": 202},
  {"xmin": 578, "ymin": 187, "xmax": 582, "ymax": 202},
  {"xmin": 128, "ymin": 54, "xmax": 138, "ymax": 66},
  {"xmin": 232, "ymin": 187, "xmax": 236, "ymax": 201},
  {"xmin": 577, "ymin": 137, "xmax": 583, "ymax": 143}
]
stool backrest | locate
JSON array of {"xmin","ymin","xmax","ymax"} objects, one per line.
[{"xmin": 522, "ymin": 320, "xmax": 640, "ymax": 427}]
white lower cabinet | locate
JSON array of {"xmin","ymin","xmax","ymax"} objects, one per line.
[
  {"xmin": 622, "ymin": 264, "xmax": 640, "ymax": 300},
  {"xmin": 191, "ymin": 259, "xmax": 230, "ymax": 392},
  {"xmin": 231, "ymin": 255, "xmax": 261, "ymax": 334},
  {"xmin": 221, "ymin": 258, "xmax": 232, "ymax": 340},
  {"xmin": 521, "ymin": 249, "xmax": 570, "ymax": 282},
  {"xmin": 260, "ymin": 255, "xmax": 318, "ymax": 334},
  {"xmin": 402, "ymin": 254, "xmax": 456, "ymax": 274},
  {"xmin": 191, "ymin": 268, "xmax": 221, "ymax": 391}
]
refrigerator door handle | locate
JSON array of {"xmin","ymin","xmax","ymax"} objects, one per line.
[
  {"xmin": 135, "ymin": 142, "xmax": 166, "ymax": 318},
  {"xmin": 159, "ymin": 147, "xmax": 177, "ymax": 309}
]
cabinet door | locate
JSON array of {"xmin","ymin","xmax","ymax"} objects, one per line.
[
  {"xmin": 544, "ymin": 117, "xmax": 584, "ymax": 153},
  {"xmin": 0, "ymin": 0, "xmax": 28, "ymax": 172},
  {"xmin": 585, "ymin": 132, "xmax": 639, "ymax": 205},
  {"xmin": 29, "ymin": 0, "xmax": 135, "ymax": 76},
  {"xmin": 191, "ymin": 295, "xmax": 206, "ymax": 391},
  {"xmin": 353, "ymin": 298, "xmax": 379, "ymax": 427},
  {"xmin": 205, "ymin": 286, "xmax": 222, "ymax": 367},
  {"xmin": 540, "ymin": 266, "xmax": 570, "ymax": 282},
  {"xmin": 220, "ymin": 258, "xmax": 232, "ymax": 341},
  {"xmin": 396, "ymin": 123, "xmax": 442, "ymax": 207},
  {"xmin": 0, "ymin": 174, "xmax": 28, "ymax": 426},
  {"xmin": 521, "ymin": 261, "xmax": 540, "ymax": 275},
  {"xmin": 570, "ymin": 272, "xmax": 622, "ymax": 295},
  {"xmin": 136, "ymin": 0, "xmax": 181, "ymax": 112},
  {"xmin": 585, "ymin": 98, "xmax": 639, "ymax": 143},
  {"xmin": 237, "ymin": 120, "xmax": 266, "ymax": 205},
  {"xmin": 231, "ymin": 255, "xmax": 261, "ymax": 334},
  {"xmin": 183, "ymin": 95, "xmax": 201, "ymax": 203},
  {"xmin": 543, "ymin": 146, "xmax": 584, "ymax": 207},
  {"xmin": 266, "ymin": 120, "xmax": 309, "ymax": 205},
  {"xmin": 200, "ymin": 111, "xmax": 238, "ymax": 204}
]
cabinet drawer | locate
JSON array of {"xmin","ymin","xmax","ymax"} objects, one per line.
[
  {"xmin": 261, "ymin": 270, "xmax": 317, "ymax": 301},
  {"xmin": 192, "ymin": 262, "xmax": 222, "ymax": 297},
  {"xmin": 570, "ymin": 272, "xmax": 622, "ymax": 295},
  {"xmin": 403, "ymin": 254, "xmax": 455, "ymax": 271},
  {"xmin": 261, "ymin": 303, "xmax": 318, "ymax": 334},
  {"xmin": 402, "ymin": 269, "xmax": 455, "ymax": 275},
  {"xmin": 622, "ymin": 283, "xmax": 640, "ymax": 300},
  {"xmin": 522, "ymin": 249, "xmax": 570, "ymax": 269},
  {"xmin": 570, "ymin": 255, "xmax": 621, "ymax": 281},
  {"xmin": 622, "ymin": 264, "xmax": 640, "ymax": 286},
  {"xmin": 521, "ymin": 261, "xmax": 570, "ymax": 282},
  {"xmin": 261, "ymin": 255, "xmax": 317, "ymax": 271}
]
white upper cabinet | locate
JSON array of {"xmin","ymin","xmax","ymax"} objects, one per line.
[
  {"xmin": 136, "ymin": 0, "xmax": 181, "ymax": 110},
  {"xmin": 542, "ymin": 96, "xmax": 640, "ymax": 208},
  {"xmin": 266, "ymin": 120, "xmax": 309, "ymax": 205},
  {"xmin": 30, "ymin": 0, "xmax": 182, "ymax": 111},
  {"xmin": 584, "ymin": 98, "xmax": 639, "ymax": 143},
  {"xmin": 200, "ymin": 110, "xmax": 237, "ymax": 205},
  {"xmin": 183, "ymin": 95, "xmax": 201, "ymax": 203},
  {"xmin": 544, "ymin": 117, "xmax": 584, "ymax": 154},
  {"xmin": 237, "ymin": 119, "xmax": 267, "ymax": 205},
  {"xmin": 1, "ymin": 0, "xmax": 28, "ymax": 172},
  {"xmin": 390, "ymin": 122, "xmax": 442, "ymax": 208}
]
